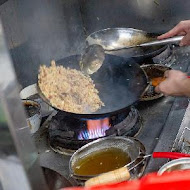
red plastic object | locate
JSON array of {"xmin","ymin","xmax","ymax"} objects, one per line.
[
  {"xmin": 62, "ymin": 170, "xmax": 190, "ymax": 190},
  {"xmin": 152, "ymin": 152, "xmax": 190, "ymax": 159}
]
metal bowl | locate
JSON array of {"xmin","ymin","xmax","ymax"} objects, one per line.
[
  {"xmin": 86, "ymin": 28, "xmax": 167, "ymax": 62},
  {"xmin": 140, "ymin": 64, "xmax": 171, "ymax": 101},
  {"xmin": 22, "ymin": 99, "xmax": 42, "ymax": 134},
  {"xmin": 158, "ymin": 158, "xmax": 190, "ymax": 175},
  {"xmin": 20, "ymin": 84, "xmax": 54, "ymax": 117},
  {"xmin": 69, "ymin": 136, "xmax": 146, "ymax": 181},
  {"xmin": 86, "ymin": 28, "xmax": 156, "ymax": 51}
]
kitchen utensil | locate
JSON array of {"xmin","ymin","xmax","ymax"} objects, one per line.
[
  {"xmin": 84, "ymin": 152, "xmax": 190, "ymax": 187},
  {"xmin": 82, "ymin": 35, "xmax": 180, "ymax": 75},
  {"xmin": 148, "ymin": 152, "xmax": 190, "ymax": 159},
  {"xmin": 85, "ymin": 167, "xmax": 130, "ymax": 187},
  {"xmin": 106, "ymin": 36, "xmax": 183, "ymax": 51},
  {"xmin": 69, "ymin": 136, "xmax": 146, "ymax": 181},
  {"xmin": 79, "ymin": 44, "xmax": 105, "ymax": 75},
  {"xmin": 20, "ymin": 84, "xmax": 54, "ymax": 117},
  {"xmin": 37, "ymin": 54, "xmax": 148, "ymax": 119},
  {"xmin": 158, "ymin": 158, "xmax": 190, "ymax": 175},
  {"xmin": 86, "ymin": 28, "xmax": 169, "ymax": 62},
  {"xmin": 22, "ymin": 99, "xmax": 42, "ymax": 134}
]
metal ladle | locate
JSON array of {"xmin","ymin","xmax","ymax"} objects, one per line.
[
  {"xmin": 80, "ymin": 36, "xmax": 183, "ymax": 75},
  {"xmin": 109, "ymin": 36, "xmax": 183, "ymax": 51},
  {"xmin": 79, "ymin": 44, "xmax": 105, "ymax": 75}
]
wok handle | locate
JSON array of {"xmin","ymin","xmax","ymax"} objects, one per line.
[
  {"xmin": 84, "ymin": 167, "xmax": 130, "ymax": 187},
  {"xmin": 153, "ymin": 152, "xmax": 190, "ymax": 159},
  {"xmin": 140, "ymin": 36, "xmax": 183, "ymax": 47}
]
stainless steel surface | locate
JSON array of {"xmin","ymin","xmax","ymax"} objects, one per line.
[
  {"xmin": 172, "ymin": 99, "xmax": 190, "ymax": 154},
  {"xmin": 69, "ymin": 136, "xmax": 146, "ymax": 180},
  {"xmin": 102, "ymin": 36, "xmax": 183, "ymax": 51},
  {"xmin": 86, "ymin": 28, "xmax": 157, "ymax": 51},
  {"xmin": 80, "ymin": 44, "xmax": 105, "ymax": 75},
  {"xmin": 139, "ymin": 36, "xmax": 183, "ymax": 48},
  {"xmin": 158, "ymin": 158, "xmax": 190, "ymax": 175},
  {"xmin": 111, "ymin": 36, "xmax": 183, "ymax": 51},
  {"xmin": 0, "ymin": 19, "xmax": 48, "ymax": 189},
  {"xmin": 86, "ymin": 28, "xmax": 168, "ymax": 61}
]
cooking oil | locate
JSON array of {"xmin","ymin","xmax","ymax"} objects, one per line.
[{"xmin": 73, "ymin": 148, "xmax": 131, "ymax": 176}]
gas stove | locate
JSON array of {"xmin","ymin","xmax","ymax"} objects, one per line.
[
  {"xmin": 47, "ymin": 44, "xmax": 173, "ymax": 154},
  {"xmin": 32, "ymin": 45, "xmax": 190, "ymax": 181},
  {"xmin": 48, "ymin": 107, "xmax": 142, "ymax": 155}
]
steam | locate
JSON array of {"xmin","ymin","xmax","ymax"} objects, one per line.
[{"xmin": 17, "ymin": 0, "xmax": 85, "ymax": 65}]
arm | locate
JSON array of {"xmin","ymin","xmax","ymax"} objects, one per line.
[
  {"xmin": 155, "ymin": 70, "xmax": 190, "ymax": 97},
  {"xmin": 158, "ymin": 20, "xmax": 190, "ymax": 46}
]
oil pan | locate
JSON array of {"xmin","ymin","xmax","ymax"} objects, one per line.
[{"xmin": 69, "ymin": 136, "xmax": 146, "ymax": 181}]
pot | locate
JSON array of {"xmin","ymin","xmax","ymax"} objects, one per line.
[
  {"xmin": 37, "ymin": 54, "xmax": 149, "ymax": 119},
  {"xmin": 158, "ymin": 158, "xmax": 190, "ymax": 175},
  {"xmin": 69, "ymin": 136, "xmax": 146, "ymax": 181},
  {"xmin": 86, "ymin": 28, "xmax": 168, "ymax": 63},
  {"xmin": 20, "ymin": 84, "xmax": 54, "ymax": 117},
  {"xmin": 22, "ymin": 99, "xmax": 42, "ymax": 134}
]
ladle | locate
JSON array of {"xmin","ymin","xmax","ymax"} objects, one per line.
[
  {"xmin": 109, "ymin": 36, "xmax": 183, "ymax": 51},
  {"xmin": 80, "ymin": 36, "xmax": 183, "ymax": 75},
  {"xmin": 79, "ymin": 44, "xmax": 105, "ymax": 75}
]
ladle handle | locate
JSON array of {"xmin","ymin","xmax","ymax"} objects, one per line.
[
  {"xmin": 140, "ymin": 36, "xmax": 184, "ymax": 47},
  {"xmin": 85, "ymin": 167, "xmax": 130, "ymax": 187},
  {"xmin": 153, "ymin": 152, "xmax": 190, "ymax": 159}
]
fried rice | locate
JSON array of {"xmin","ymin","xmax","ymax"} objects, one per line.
[{"xmin": 38, "ymin": 60, "xmax": 104, "ymax": 114}]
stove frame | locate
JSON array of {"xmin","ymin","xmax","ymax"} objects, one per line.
[{"xmin": 32, "ymin": 46, "xmax": 190, "ymax": 180}]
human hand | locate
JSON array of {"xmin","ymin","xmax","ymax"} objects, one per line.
[
  {"xmin": 158, "ymin": 20, "xmax": 190, "ymax": 46},
  {"xmin": 155, "ymin": 70, "xmax": 190, "ymax": 96}
]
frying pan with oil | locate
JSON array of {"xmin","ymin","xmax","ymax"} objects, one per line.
[
  {"xmin": 37, "ymin": 54, "xmax": 148, "ymax": 119},
  {"xmin": 86, "ymin": 28, "xmax": 168, "ymax": 63}
]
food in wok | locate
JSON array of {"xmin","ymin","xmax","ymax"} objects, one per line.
[{"xmin": 38, "ymin": 60, "xmax": 104, "ymax": 114}]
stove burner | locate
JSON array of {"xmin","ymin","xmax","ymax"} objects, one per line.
[{"xmin": 48, "ymin": 107, "xmax": 142, "ymax": 155}]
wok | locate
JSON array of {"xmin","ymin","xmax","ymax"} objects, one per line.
[
  {"xmin": 86, "ymin": 28, "xmax": 168, "ymax": 63},
  {"xmin": 37, "ymin": 54, "xmax": 148, "ymax": 119}
]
